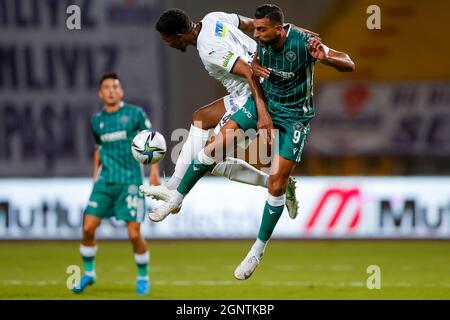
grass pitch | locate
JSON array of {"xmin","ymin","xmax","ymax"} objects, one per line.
[{"xmin": 0, "ymin": 240, "xmax": 449, "ymax": 300}]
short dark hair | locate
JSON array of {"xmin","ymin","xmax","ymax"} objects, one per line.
[
  {"xmin": 155, "ymin": 9, "xmax": 191, "ymax": 36},
  {"xmin": 254, "ymin": 4, "xmax": 284, "ymax": 24},
  {"xmin": 99, "ymin": 72, "xmax": 120, "ymax": 87}
]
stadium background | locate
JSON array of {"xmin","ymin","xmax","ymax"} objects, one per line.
[{"xmin": 0, "ymin": 0, "xmax": 449, "ymax": 299}]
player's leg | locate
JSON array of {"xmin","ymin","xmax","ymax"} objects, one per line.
[
  {"xmin": 73, "ymin": 181, "xmax": 114, "ymax": 293},
  {"xmin": 234, "ymin": 154, "xmax": 296, "ymax": 280},
  {"xmin": 147, "ymin": 98, "xmax": 259, "ymax": 222},
  {"xmin": 115, "ymin": 184, "xmax": 150, "ymax": 294},
  {"xmin": 127, "ymin": 221, "xmax": 150, "ymax": 295},
  {"xmin": 234, "ymin": 116, "xmax": 310, "ymax": 279},
  {"xmin": 142, "ymin": 95, "xmax": 269, "ymax": 201},
  {"xmin": 164, "ymin": 98, "xmax": 226, "ymax": 190},
  {"xmin": 73, "ymin": 214, "xmax": 101, "ymax": 293},
  {"xmin": 149, "ymin": 120, "xmax": 250, "ymax": 222}
]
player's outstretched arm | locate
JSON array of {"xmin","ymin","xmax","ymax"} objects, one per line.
[
  {"xmin": 149, "ymin": 163, "xmax": 161, "ymax": 186},
  {"xmin": 307, "ymin": 38, "xmax": 355, "ymax": 72}
]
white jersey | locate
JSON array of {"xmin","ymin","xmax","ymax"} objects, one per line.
[{"xmin": 197, "ymin": 12, "xmax": 257, "ymax": 99}]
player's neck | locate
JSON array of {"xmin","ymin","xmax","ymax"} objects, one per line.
[
  {"xmin": 190, "ymin": 22, "xmax": 202, "ymax": 45},
  {"xmin": 104, "ymin": 102, "xmax": 122, "ymax": 113}
]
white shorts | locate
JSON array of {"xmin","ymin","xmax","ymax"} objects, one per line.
[{"xmin": 214, "ymin": 93, "xmax": 251, "ymax": 134}]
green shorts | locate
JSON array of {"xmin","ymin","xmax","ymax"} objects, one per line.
[
  {"xmin": 84, "ymin": 180, "xmax": 145, "ymax": 222},
  {"xmin": 231, "ymin": 97, "xmax": 311, "ymax": 163}
]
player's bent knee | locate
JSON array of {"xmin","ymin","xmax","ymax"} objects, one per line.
[{"xmin": 82, "ymin": 225, "xmax": 96, "ymax": 240}]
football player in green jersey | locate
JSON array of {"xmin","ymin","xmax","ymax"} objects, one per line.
[
  {"xmin": 73, "ymin": 73, "xmax": 160, "ymax": 295},
  {"xmin": 148, "ymin": 4, "xmax": 354, "ymax": 280}
]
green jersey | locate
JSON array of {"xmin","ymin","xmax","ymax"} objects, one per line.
[
  {"xmin": 90, "ymin": 103, "xmax": 151, "ymax": 184},
  {"xmin": 258, "ymin": 25, "xmax": 316, "ymax": 118}
]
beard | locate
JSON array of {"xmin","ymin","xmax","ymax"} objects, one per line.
[{"xmin": 259, "ymin": 33, "xmax": 281, "ymax": 46}]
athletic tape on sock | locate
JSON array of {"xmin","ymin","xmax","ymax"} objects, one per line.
[
  {"xmin": 80, "ymin": 244, "xmax": 98, "ymax": 257},
  {"xmin": 267, "ymin": 193, "xmax": 286, "ymax": 207},
  {"xmin": 134, "ymin": 251, "xmax": 150, "ymax": 264}
]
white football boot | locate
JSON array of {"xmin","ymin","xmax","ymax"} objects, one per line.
[
  {"xmin": 139, "ymin": 184, "xmax": 181, "ymax": 214},
  {"xmin": 285, "ymin": 177, "xmax": 299, "ymax": 219},
  {"xmin": 147, "ymin": 191, "xmax": 183, "ymax": 222},
  {"xmin": 234, "ymin": 250, "xmax": 263, "ymax": 280}
]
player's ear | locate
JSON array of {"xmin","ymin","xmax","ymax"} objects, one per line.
[{"xmin": 275, "ymin": 24, "xmax": 283, "ymax": 35}]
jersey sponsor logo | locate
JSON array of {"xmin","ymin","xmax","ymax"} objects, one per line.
[
  {"xmin": 222, "ymin": 51, "xmax": 235, "ymax": 68},
  {"xmin": 286, "ymin": 50, "xmax": 297, "ymax": 62},
  {"xmin": 100, "ymin": 130, "xmax": 127, "ymax": 142},
  {"xmin": 306, "ymin": 188, "xmax": 362, "ymax": 232},
  {"xmin": 241, "ymin": 106, "xmax": 253, "ymax": 119},
  {"xmin": 267, "ymin": 67, "xmax": 295, "ymax": 79},
  {"xmin": 215, "ymin": 21, "xmax": 227, "ymax": 38}
]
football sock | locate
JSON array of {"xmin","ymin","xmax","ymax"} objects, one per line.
[
  {"xmin": 80, "ymin": 244, "xmax": 97, "ymax": 278},
  {"xmin": 177, "ymin": 149, "xmax": 215, "ymax": 196},
  {"xmin": 167, "ymin": 125, "xmax": 210, "ymax": 190},
  {"xmin": 211, "ymin": 157, "xmax": 269, "ymax": 187},
  {"xmin": 251, "ymin": 238, "xmax": 267, "ymax": 258},
  {"xmin": 258, "ymin": 193, "xmax": 286, "ymax": 241},
  {"xmin": 135, "ymin": 251, "xmax": 150, "ymax": 280}
]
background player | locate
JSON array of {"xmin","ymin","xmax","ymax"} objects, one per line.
[
  {"xmin": 141, "ymin": 9, "xmax": 318, "ymax": 218},
  {"xmin": 148, "ymin": 4, "xmax": 355, "ymax": 280},
  {"xmin": 73, "ymin": 73, "xmax": 160, "ymax": 295}
]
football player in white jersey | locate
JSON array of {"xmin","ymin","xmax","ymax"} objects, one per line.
[{"xmin": 140, "ymin": 9, "xmax": 317, "ymax": 218}]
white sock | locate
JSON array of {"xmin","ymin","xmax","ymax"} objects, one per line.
[
  {"xmin": 211, "ymin": 157, "xmax": 268, "ymax": 187},
  {"xmin": 165, "ymin": 176, "xmax": 181, "ymax": 190},
  {"xmin": 251, "ymin": 238, "xmax": 267, "ymax": 257},
  {"xmin": 167, "ymin": 125, "xmax": 210, "ymax": 190}
]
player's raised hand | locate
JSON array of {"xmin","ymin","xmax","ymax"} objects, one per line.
[
  {"xmin": 307, "ymin": 38, "xmax": 327, "ymax": 61},
  {"xmin": 251, "ymin": 54, "xmax": 270, "ymax": 79}
]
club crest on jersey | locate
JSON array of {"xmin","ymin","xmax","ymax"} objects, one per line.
[
  {"xmin": 286, "ymin": 50, "xmax": 297, "ymax": 62},
  {"xmin": 215, "ymin": 21, "xmax": 227, "ymax": 38},
  {"xmin": 120, "ymin": 115, "xmax": 129, "ymax": 125},
  {"xmin": 99, "ymin": 122, "xmax": 104, "ymax": 129}
]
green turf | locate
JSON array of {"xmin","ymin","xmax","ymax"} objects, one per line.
[{"xmin": 0, "ymin": 240, "xmax": 449, "ymax": 299}]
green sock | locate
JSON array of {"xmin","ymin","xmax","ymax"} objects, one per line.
[
  {"xmin": 177, "ymin": 153, "xmax": 214, "ymax": 195},
  {"xmin": 82, "ymin": 256, "xmax": 95, "ymax": 274},
  {"xmin": 137, "ymin": 264, "xmax": 149, "ymax": 278},
  {"xmin": 80, "ymin": 244, "xmax": 97, "ymax": 277},
  {"xmin": 135, "ymin": 252, "xmax": 150, "ymax": 280},
  {"xmin": 258, "ymin": 194, "xmax": 285, "ymax": 241}
]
